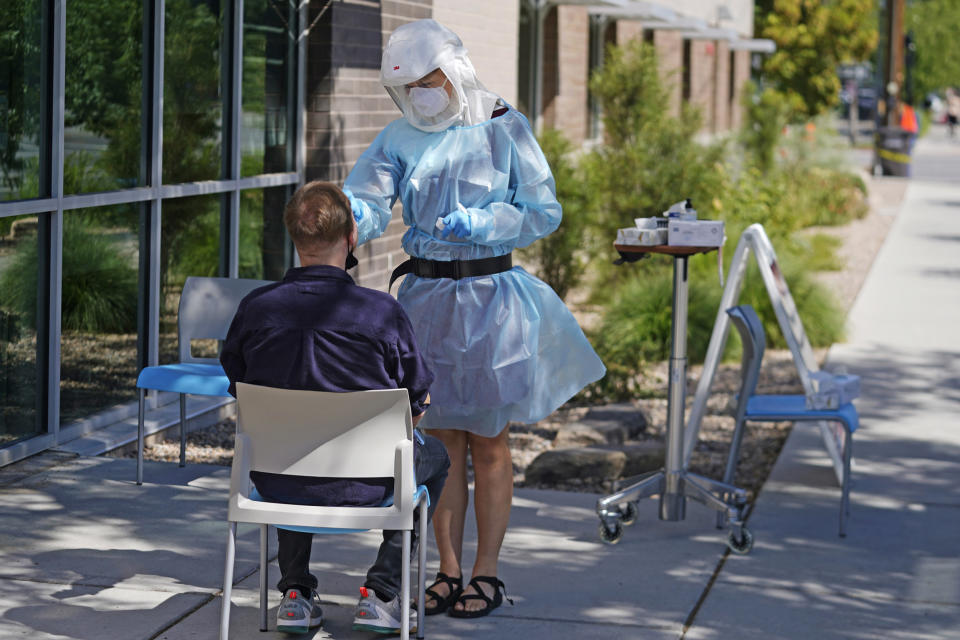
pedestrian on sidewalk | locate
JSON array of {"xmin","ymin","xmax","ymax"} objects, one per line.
[
  {"xmin": 946, "ymin": 87, "xmax": 960, "ymax": 137},
  {"xmin": 220, "ymin": 181, "xmax": 450, "ymax": 635},
  {"xmin": 899, "ymin": 99, "xmax": 919, "ymax": 154},
  {"xmin": 343, "ymin": 19, "xmax": 606, "ymax": 619}
]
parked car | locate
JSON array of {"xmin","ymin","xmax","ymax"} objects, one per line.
[
  {"xmin": 925, "ymin": 92, "xmax": 946, "ymax": 123},
  {"xmin": 839, "ymin": 85, "xmax": 877, "ymax": 121}
]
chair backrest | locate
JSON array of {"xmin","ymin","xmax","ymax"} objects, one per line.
[
  {"xmin": 727, "ymin": 305, "xmax": 766, "ymax": 410},
  {"xmin": 177, "ymin": 276, "xmax": 273, "ymax": 363},
  {"xmin": 234, "ymin": 382, "xmax": 413, "ymax": 480}
]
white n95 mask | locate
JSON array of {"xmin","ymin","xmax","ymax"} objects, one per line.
[{"xmin": 409, "ymin": 84, "xmax": 450, "ymax": 117}]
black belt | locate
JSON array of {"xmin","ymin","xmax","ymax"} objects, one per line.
[{"xmin": 389, "ymin": 254, "xmax": 513, "ymax": 291}]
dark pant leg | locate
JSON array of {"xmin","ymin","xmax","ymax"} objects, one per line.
[
  {"xmin": 276, "ymin": 529, "xmax": 319, "ymax": 595},
  {"xmin": 364, "ymin": 433, "xmax": 450, "ymax": 599}
]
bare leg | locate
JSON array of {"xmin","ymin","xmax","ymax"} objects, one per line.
[
  {"xmin": 455, "ymin": 426, "xmax": 513, "ymax": 613},
  {"xmin": 427, "ymin": 428, "xmax": 468, "ymax": 608}
]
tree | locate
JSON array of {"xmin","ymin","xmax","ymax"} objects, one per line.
[
  {"xmin": 0, "ymin": 0, "xmax": 42, "ymax": 195},
  {"xmin": 759, "ymin": 0, "xmax": 877, "ymax": 121},
  {"xmin": 907, "ymin": 0, "xmax": 960, "ymax": 99},
  {"xmin": 584, "ymin": 41, "xmax": 726, "ymax": 279}
]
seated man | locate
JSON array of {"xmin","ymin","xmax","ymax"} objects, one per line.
[{"xmin": 221, "ymin": 181, "xmax": 449, "ymax": 635}]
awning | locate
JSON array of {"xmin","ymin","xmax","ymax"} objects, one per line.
[
  {"xmin": 587, "ymin": 1, "xmax": 677, "ymax": 23},
  {"xmin": 729, "ymin": 38, "xmax": 776, "ymax": 53},
  {"xmin": 679, "ymin": 26, "xmax": 740, "ymax": 41}
]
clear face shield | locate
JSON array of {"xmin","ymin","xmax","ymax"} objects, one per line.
[
  {"xmin": 384, "ymin": 66, "xmax": 468, "ymax": 132},
  {"xmin": 380, "ymin": 20, "xmax": 489, "ymax": 133}
]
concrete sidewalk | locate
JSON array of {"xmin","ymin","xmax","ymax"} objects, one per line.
[
  {"xmin": 1, "ymin": 127, "xmax": 958, "ymax": 640},
  {"xmin": 687, "ymin": 125, "xmax": 960, "ymax": 639}
]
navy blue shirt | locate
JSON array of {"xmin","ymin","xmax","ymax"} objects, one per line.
[{"xmin": 220, "ymin": 264, "xmax": 434, "ymax": 505}]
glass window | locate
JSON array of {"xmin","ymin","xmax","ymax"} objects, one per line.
[
  {"xmin": 63, "ymin": 0, "xmax": 144, "ymax": 194},
  {"xmin": 159, "ymin": 193, "xmax": 223, "ymax": 364},
  {"xmin": 0, "ymin": 213, "xmax": 42, "ymax": 445},
  {"xmin": 163, "ymin": 0, "xmax": 224, "ymax": 184},
  {"xmin": 59, "ymin": 206, "xmax": 140, "ymax": 425},
  {"xmin": 516, "ymin": 3, "xmax": 534, "ymax": 119},
  {"xmin": 0, "ymin": 1, "xmax": 44, "ymax": 201},
  {"xmin": 240, "ymin": 185, "xmax": 290, "ymax": 281},
  {"xmin": 241, "ymin": 0, "xmax": 296, "ymax": 177}
]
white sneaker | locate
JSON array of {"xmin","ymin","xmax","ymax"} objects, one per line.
[
  {"xmin": 352, "ymin": 586, "xmax": 417, "ymax": 634},
  {"xmin": 276, "ymin": 588, "xmax": 323, "ymax": 634}
]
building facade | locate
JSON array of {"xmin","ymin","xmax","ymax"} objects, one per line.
[{"xmin": 0, "ymin": 0, "xmax": 766, "ymax": 465}]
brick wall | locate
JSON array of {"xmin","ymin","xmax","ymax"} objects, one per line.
[
  {"xmin": 729, "ymin": 49, "xmax": 751, "ymax": 130},
  {"xmin": 432, "ymin": 0, "xmax": 519, "ymax": 105},
  {"xmin": 652, "ymin": 29, "xmax": 683, "ymax": 119},
  {"xmin": 541, "ymin": 5, "xmax": 589, "ymax": 143},
  {"xmin": 712, "ymin": 39, "xmax": 730, "ymax": 133},
  {"xmin": 541, "ymin": 8, "xmax": 559, "ymax": 130},
  {"xmin": 687, "ymin": 39, "xmax": 716, "ymax": 132},
  {"xmin": 305, "ymin": 0, "xmax": 432, "ymax": 291},
  {"xmin": 614, "ymin": 19, "xmax": 643, "ymax": 44}
]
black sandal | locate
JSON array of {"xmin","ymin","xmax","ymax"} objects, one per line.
[
  {"xmin": 423, "ymin": 572, "xmax": 463, "ymax": 616},
  {"xmin": 448, "ymin": 576, "xmax": 514, "ymax": 619}
]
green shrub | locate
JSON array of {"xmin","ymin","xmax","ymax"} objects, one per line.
[
  {"xmin": 740, "ymin": 82, "xmax": 790, "ymax": 174},
  {"xmin": 0, "ymin": 217, "xmax": 138, "ymax": 333},
  {"xmin": 518, "ymin": 128, "xmax": 587, "ymax": 300},
  {"xmin": 559, "ymin": 41, "xmax": 858, "ymax": 403},
  {"xmin": 238, "ymin": 186, "xmax": 270, "ymax": 279},
  {"xmin": 587, "ymin": 266, "xmax": 723, "ymax": 400},
  {"xmin": 585, "ymin": 235, "xmax": 846, "ymax": 402},
  {"xmin": 735, "ymin": 256, "xmax": 845, "ymax": 350},
  {"xmin": 799, "ymin": 167, "xmax": 868, "ymax": 227},
  {"xmin": 167, "ymin": 205, "xmax": 221, "ymax": 283},
  {"xmin": 583, "ymin": 40, "xmax": 727, "ymax": 294}
]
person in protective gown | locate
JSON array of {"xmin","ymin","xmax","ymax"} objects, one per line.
[{"xmin": 344, "ymin": 19, "xmax": 605, "ymax": 618}]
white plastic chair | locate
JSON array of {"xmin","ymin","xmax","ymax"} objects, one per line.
[
  {"xmin": 134, "ymin": 276, "xmax": 272, "ymax": 484},
  {"xmin": 220, "ymin": 382, "xmax": 428, "ymax": 640}
]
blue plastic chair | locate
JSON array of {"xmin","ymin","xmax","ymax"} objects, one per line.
[
  {"xmin": 220, "ymin": 383, "xmax": 429, "ymax": 640},
  {"xmin": 724, "ymin": 305, "xmax": 859, "ymax": 537},
  {"xmin": 135, "ymin": 276, "xmax": 272, "ymax": 484}
]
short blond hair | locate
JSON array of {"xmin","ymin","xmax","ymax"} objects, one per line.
[{"xmin": 283, "ymin": 181, "xmax": 353, "ymax": 249}]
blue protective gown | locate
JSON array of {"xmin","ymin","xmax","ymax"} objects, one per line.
[{"xmin": 345, "ymin": 108, "xmax": 606, "ymax": 436}]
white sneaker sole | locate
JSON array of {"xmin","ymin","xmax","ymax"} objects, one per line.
[
  {"xmin": 352, "ymin": 621, "xmax": 417, "ymax": 635},
  {"xmin": 277, "ymin": 612, "xmax": 322, "ymax": 634}
]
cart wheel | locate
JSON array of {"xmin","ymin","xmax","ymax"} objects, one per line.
[
  {"xmin": 727, "ymin": 527, "xmax": 754, "ymax": 555},
  {"xmin": 599, "ymin": 521, "xmax": 624, "ymax": 545},
  {"xmin": 619, "ymin": 501, "xmax": 639, "ymax": 526}
]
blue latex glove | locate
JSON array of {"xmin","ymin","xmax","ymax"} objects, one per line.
[
  {"xmin": 342, "ymin": 187, "xmax": 363, "ymax": 222},
  {"xmin": 439, "ymin": 204, "xmax": 473, "ymax": 239}
]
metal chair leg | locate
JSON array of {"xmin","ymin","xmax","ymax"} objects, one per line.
[
  {"xmin": 718, "ymin": 414, "xmax": 749, "ymax": 529},
  {"xmin": 840, "ymin": 423, "xmax": 853, "ymax": 538},
  {"xmin": 401, "ymin": 529, "xmax": 411, "ymax": 640},
  {"xmin": 220, "ymin": 522, "xmax": 237, "ymax": 640},
  {"xmin": 259, "ymin": 524, "xmax": 269, "ymax": 631},
  {"xmin": 137, "ymin": 389, "xmax": 145, "ymax": 485},
  {"xmin": 417, "ymin": 498, "xmax": 426, "ymax": 640},
  {"xmin": 179, "ymin": 393, "xmax": 187, "ymax": 467}
]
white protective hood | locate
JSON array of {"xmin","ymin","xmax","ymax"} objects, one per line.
[{"xmin": 380, "ymin": 19, "xmax": 500, "ymax": 132}]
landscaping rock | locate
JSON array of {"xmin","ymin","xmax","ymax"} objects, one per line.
[
  {"xmin": 524, "ymin": 447, "xmax": 627, "ymax": 485},
  {"xmin": 579, "ymin": 403, "xmax": 647, "ymax": 444},
  {"xmin": 552, "ymin": 424, "xmax": 606, "ymax": 448},
  {"xmin": 616, "ymin": 441, "xmax": 667, "ymax": 477}
]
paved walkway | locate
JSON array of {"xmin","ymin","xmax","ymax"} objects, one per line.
[{"xmin": 0, "ymin": 125, "xmax": 958, "ymax": 639}]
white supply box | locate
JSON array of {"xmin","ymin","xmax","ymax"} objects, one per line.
[
  {"xmin": 667, "ymin": 220, "xmax": 725, "ymax": 247},
  {"xmin": 616, "ymin": 226, "xmax": 668, "ymax": 246},
  {"xmin": 806, "ymin": 371, "xmax": 861, "ymax": 410}
]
